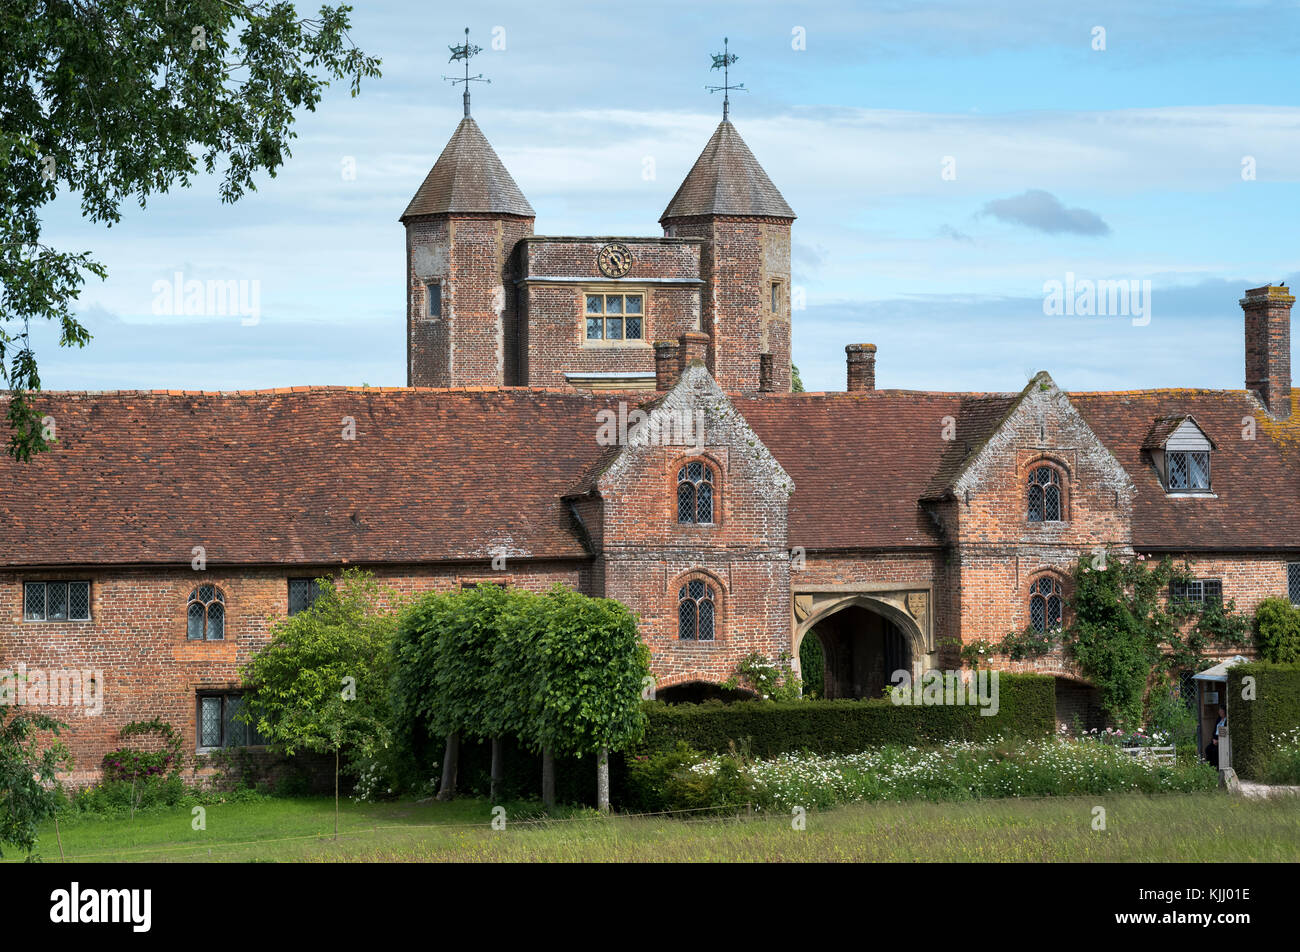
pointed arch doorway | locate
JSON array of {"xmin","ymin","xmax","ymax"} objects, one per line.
[{"xmin": 795, "ymin": 596, "xmax": 927, "ymax": 700}]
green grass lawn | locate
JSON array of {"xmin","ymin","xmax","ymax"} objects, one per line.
[{"xmin": 11, "ymin": 792, "xmax": 1299, "ymax": 862}]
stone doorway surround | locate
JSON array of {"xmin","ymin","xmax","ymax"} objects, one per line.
[{"xmin": 791, "ymin": 583, "xmax": 936, "ymax": 684}]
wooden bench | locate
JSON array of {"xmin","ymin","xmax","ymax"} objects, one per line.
[{"xmin": 1121, "ymin": 745, "xmax": 1176, "ymax": 764}]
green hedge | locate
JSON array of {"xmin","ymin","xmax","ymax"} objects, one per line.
[
  {"xmin": 637, "ymin": 673, "xmax": 1056, "ymax": 757},
  {"xmin": 1226, "ymin": 662, "xmax": 1300, "ymax": 781}
]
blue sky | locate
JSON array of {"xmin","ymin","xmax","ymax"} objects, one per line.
[{"xmin": 34, "ymin": 0, "xmax": 1300, "ymax": 394}]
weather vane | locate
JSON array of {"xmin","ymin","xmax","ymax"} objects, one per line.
[
  {"xmin": 706, "ymin": 37, "xmax": 746, "ymax": 120},
  {"xmin": 443, "ymin": 27, "xmax": 490, "ymax": 118}
]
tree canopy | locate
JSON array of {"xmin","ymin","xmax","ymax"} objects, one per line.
[{"xmin": 1, "ymin": 1, "xmax": 380, "ymax": 458}]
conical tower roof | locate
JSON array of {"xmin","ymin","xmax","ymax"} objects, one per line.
[
  {"xmin": 660, "ymin": 119, "xmax": 795, "ymax": 222},
  {"xmin": 401, "ymin": 116, "xmax": 535, "ymax": 220}
]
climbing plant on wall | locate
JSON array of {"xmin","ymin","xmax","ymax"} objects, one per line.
[{"xmin": 996, "ymin": 553, "xmax": 1250, "ymax": 728}]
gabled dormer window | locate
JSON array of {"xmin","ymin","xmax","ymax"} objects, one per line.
[{"xmin": 1143, "ymin": 415, "xmax": 1215, "ymax": 494}]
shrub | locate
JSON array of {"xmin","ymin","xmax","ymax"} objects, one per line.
[
  {"xmin": 798, "ymin": 635, "xmax": 824, "ymax": 698},
  {"xmin": 1254, "ymin": 598, "xmax": 1300, "ymax": 664},
  {"xmin": 723, "ymin": 652, "xmax": 802, "ymax": 702},
  {"xmin": 1147, "ymin": 680, "xmax": 1198, "ymax": 749},
  {"xmin": 1227, "ymin": 661, "xmax": 1300, "ymax": 780},
  {"xmin": 625, "ymin": 742, "xmax": 704, "ymax": 813},
  {"xmin": 638, "ymin": 673, "xmax": 1055, "ymax": 758},
  {"xmin": 1262, "ymin": 727, "xmax": 1300, "ymax": 785},
  {"xmin": 64, "ymin": 775, "xmax": 268, "ymax": 819},
  {"xmin": 101, "ymin": 718, "xmax": 184, "ymax": 782}
]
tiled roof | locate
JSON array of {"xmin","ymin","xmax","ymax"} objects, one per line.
[
  {"xmin": 0, "ymin": 388, "xmax": 618, "ymax": 567},
  {"xmin": 1072, "ymin": 390, "xmax": 1300, "ymax": 550},
  {"xmin": 736, "ymin": 391, "xmax": 980, "ymax": 549},
  {"xmin": 3, "ymin": 385, "xmax": 1297, "ymax": 568},
  {"xmin": 1140, "ymin": 414, "xmax": 1216, "ymax": 450},
  {"xmin": 660, "ymin": 120, "xmax": 795, "ymax": 222},
  {"xmin": 401, "ymin": 117, "xmax": 535, "ymax": 220}
]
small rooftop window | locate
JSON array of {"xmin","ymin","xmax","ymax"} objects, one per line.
[{"xmin": 1142, "ymin": 415, "xmax": 1215, "ymax": 494}]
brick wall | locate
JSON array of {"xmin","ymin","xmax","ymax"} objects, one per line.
[
  {"xmin": 943, "ymin": 379, "xmax": 1135, "ymax": 655},
  {"xmin": 518, "ymin": 238, "xmax": 703, "ymax": 387},
  {"xmin": 0, "ymin": 561, "xmax": 584, "ymax": 785},
  {"xmin": 592, "ymin": 368, "xmax": 793, "ymax": 688}
]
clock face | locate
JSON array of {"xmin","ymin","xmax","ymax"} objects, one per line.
[{"xmin": 597, "ymin": 243, "xmax": 633, "ymax": 279}]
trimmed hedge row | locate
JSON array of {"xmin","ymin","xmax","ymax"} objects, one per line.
[
  {"xmin": 1226, "ymin": 662, "xmax": 1300, "ymax": 780},
  {"xmin": 637, "ymin": 673, "xmax": 1057, "ymax": 757}
]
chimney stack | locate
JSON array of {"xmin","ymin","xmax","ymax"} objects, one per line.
[
  {"xmin": 654, "ymin": 341, "xmax": 680, "ymax": 390},
  {"xmin": 679, "ymin": 331, "xmax": 710, "ymax": 374},
  {"xmin": 846, "ymin": 343, "xmax": 877, "ymax": 392},
  {"xmin": 1241, "ymin": 285, "xmax": 1293, "ymax": 418}
]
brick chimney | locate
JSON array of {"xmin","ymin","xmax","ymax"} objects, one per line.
[
  {"xmin": 758, "ymin": 353, "xmax": 775, "ymax": 393},
  {"xmin": 654, "ymin": 341, "xmax": 680, "ymax": 390},
  {"xmin": 846, "ymin": 343, "xmax": 877, "ymax": 392},
  {"xmin": 1241, "ymin": 285, "xmax": 1293, "ymax": 418},
  {"xmin": 679, "ymin": 330, "xmax": 710, "ymax": 373}
]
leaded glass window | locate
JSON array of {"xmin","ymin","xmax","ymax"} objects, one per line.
[
  {"xmin": 1171, "ymin": 579, "xmax": 1223, "ymax": 606},
  {"xmin": 1167, "ymin": 450, "xmax": 1210, "ymax": 490},
  {"xmin": 678, "ymin": 579, "xmax": 716, "ymax": 641},
  {"xmin": 1029, "ymin": 576, "xmax": 1063, "ymax": 633},
  {"xmin": 677, "ymin": 461, "xmax": 715, "ymax": 524},
  {"xmin": 1027, "ymin": 465, "xmax": 1063, "ymax": 522},
  {"xmin": 23, "ymin": 581, "xmax": 91, "ymax": 622},
  {"xmin": 1290, "ymin": 563, "xmax": 1300, "ymax": 607},
  {"xmin": 187, "ymin": 585, "xmax": 226, "ymax": 641},
  {"xmin": 584, "ymin": 292, "xmax": 645, "ymax": 341},
  {"xmin": 197, "ymin": 693, "xmax": 267, "ymax": 750},
  {"xmin": 288, "ymin": 578, "xmax": 322, "ymax": 615},
  {"xmin": 199, "ymin": 696, "xmax": 222, "ymax": 749}
]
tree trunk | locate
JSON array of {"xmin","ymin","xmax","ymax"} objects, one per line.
[
  {"xmin": 596, "ymin": 746, "xmax": 610, "ymax": 813},
  {"xmin": 542, "ymin": 746, "xmax": 555, "ymax": 811},
  {"xmin": 490, "ymin": 735, "xmax": 504, "ymax": 803},
  {"xmin": 333, "ymin": 747, "xmax": 340, "ymax": 840},
  {"xmin": 437, "ymin": 731, "xmax": 460, "ymax": 801}
]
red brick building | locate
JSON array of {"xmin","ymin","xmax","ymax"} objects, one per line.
[{"xmin": 3, "ymin": 107, "xmax": 1299, "ymax": 782}]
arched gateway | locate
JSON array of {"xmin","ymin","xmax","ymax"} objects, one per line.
[{"xmin": 793, "ymin": 593, "xmax": 932, "ymax": 700}]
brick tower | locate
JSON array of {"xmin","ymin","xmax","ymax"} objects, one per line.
[
  {"xmin": 660, "ymin": 119, "xmax": 796, "ymax": 393},
  {"xmin": 401, "ymin": 112, "xmax": 535, "ymax": 387}
]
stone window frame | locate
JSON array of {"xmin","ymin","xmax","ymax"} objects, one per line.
[
  {"xmin": 582, "ymin": 287, "xmax": 649, "ymax": 346},
  {"xmin": 22, "ymin": 579, "xmax": 92, "ymax": 623},
  {"xmin": 672, "ymin": 454, "xmax": 722, "ymax": 528},
  {"xmin": 671, "ymin": 569, "xmax": 726, "ymax": 644},
  {"xmin": 186, "ymin": 584, "xmax": 227, "ymax": 641},
  {"xmin": 196, "ymin": 690, "xmax": 268, "ymax": 753},
  {"xmin": 1025, "ymin": 457, "xmax": 1070, "ymax": 524},
  {"xmin": 1027, "ymin": 571, "xmax": 1067, "ymax": 634}
]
